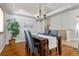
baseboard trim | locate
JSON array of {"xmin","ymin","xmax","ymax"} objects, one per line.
[
  {"xmin": 0, "ymin": 40, "xmax": 25, "ymax": 54},
  {"xmin": 6, "ymin": 40, "xmax": 25, "ymax": 44}
]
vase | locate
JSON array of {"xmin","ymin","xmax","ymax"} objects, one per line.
[{"xmin": 9, "ymin": 39, "xmax": 15, "ymax": 46}]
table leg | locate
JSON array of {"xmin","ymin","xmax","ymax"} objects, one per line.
[{"xmin": 57, "ymin": 37, "xmax": 62, "ymax": 56}]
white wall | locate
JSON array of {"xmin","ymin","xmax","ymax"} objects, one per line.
[
  {"xmin": 0, "ymin": 34, "xmax": 5, "ymax": 53},
  {"xmin": 50, "ymin": 11, "xmax": 76, "ymax": 30},
  {"xmin": 49, "ymin": 8, "xmax": 79, "ymax": 41},
  {"xmin": 4, "ymin": 13, "xmax": 45, "ymax": 43}
]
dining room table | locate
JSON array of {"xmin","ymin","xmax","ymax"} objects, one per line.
[{"xmin": 32, "ymin": 34, "xmax": 62, "ymax": 56}]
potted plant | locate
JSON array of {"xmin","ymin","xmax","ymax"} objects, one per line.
[{"xmin": 7, "ymin": 18, "xmax": 20, "ymax": 46}]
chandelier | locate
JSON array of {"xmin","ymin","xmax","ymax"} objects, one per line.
[{"xmin": 35, "ymin": 3, "xmax": 46, "ymax": 22}]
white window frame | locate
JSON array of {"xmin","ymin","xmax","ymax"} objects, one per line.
[{"xmin": 0, "ymin": 8, "xmax": 3, "ymax": 32}]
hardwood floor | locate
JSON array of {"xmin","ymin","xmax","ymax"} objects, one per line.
[{"xmin": 0, "ymin": 42, "xmax": 79, "ymax": 56}]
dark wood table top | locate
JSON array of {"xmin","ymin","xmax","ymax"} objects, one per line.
[
  {"xmin": 32, "ymin": 34, "xmax": 62, "ymax": 55},
  {"xmin": 32, "ymin": 34, "xmax": 48, "ymax": 40}
]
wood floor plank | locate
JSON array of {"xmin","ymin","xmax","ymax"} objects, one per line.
[{"xmin": 0, "ymin": 42, "xmax": 79, "ymax": 56}]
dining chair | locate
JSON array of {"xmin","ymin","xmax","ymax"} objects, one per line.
[
  {"xmin": 24, "ymin": 30, "xmax": 29, "ymax": 53},
  {"xmin": 50, "ymin": 30, "xmax": 58, "ymax": 37},
  {"xmin": 24, "ymin": 30, "xmax": 39, "ymax": 56},
  {"xmin": 49, "ymin": 30, "xmax": 58, "ymax": 54}
]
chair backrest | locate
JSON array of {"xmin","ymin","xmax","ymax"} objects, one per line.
[
  {"xmin": 24, "ymin": 30, "xmax": 34, "ymax": 53},
  {"xmin": 50, "ymin": 30, "xmax": 58, "ymax": 37},
  {"xmin": 24, "ymin": 30, "xmax": 28, "ymax": 45}
]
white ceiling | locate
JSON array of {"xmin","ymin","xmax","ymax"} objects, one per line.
[{"xmin": 0, "ymin": 3, "xmax": 79, "ymax": 17}]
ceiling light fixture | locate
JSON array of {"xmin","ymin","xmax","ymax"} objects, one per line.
[{"xmin": 35, "ymin": 3, "xmax": 46, "ymax": 22}]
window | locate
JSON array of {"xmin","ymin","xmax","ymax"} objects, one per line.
[{"xmin": 0, "ymin": 8, "xmax": 3, "ymax": 32}]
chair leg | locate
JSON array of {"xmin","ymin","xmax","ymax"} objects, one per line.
[
  {"xmin": 50, "ymin": 50, "xmax": 51, "ymax": 54},
  {"xmin": 32, "ymin": 53, "xmax": 34, "ymax": 56},
  {"xmin": 56, "ymin": 47, "xmax": 58, "ymax": 55},
  {"xmin": 28, "ymin": 48, "xmax": 30, "ymax": 56},
  {"xmin": 25, "ymin": 44, "xmax": 29, "ymax": 54},
  {"xmin": 44, "ymin": 49, "xmax": 45, "ymax": 56},
  {"xmin": 27, "ymin": 48, "xmax": 29, "ymax": 54}
]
